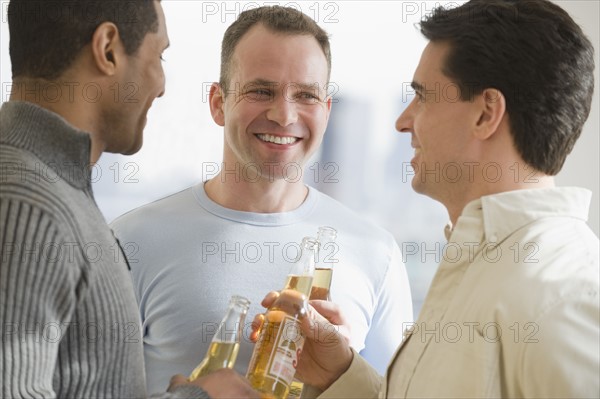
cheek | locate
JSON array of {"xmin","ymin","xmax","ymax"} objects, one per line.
[
  {"xmin": 304, "ymin": 107, "xmax": 328, "ymax": 134},
  {"xmin": 234, "ymin": 102, "xmax": 268, "ymax": 126}
]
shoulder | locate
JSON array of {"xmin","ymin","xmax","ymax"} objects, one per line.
[
  {"xmin": 1, "ymin": 147, "xmax": 86, "ymax": 242},
  {"xmin": 483, "ymin": 216, "xmax": 599, "ymax": 323},
  {"xmin": 110, "ymin": 186, "xmax": 197, "ymax": 234}
]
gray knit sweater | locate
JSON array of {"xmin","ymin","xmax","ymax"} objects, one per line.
[{"xmin": 0, "ymin": 101, "xmax": 208, "ymax": 399}]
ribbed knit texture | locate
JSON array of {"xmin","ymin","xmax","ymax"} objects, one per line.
[{"xmin": 0, "ymin": 101, "xmax": 209, "ymax": 399}]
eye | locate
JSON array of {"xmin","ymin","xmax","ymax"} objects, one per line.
[
  {"xmin": 245, "ymin": 88, "xmax": 273, "ymax": 101},
  {"xmin": 297, "ymin": 91, "xmax": 321, "ymax": 104},
  {"xmin": 160, "ymin": 55, "xmax": 166, "ymax": 62}
]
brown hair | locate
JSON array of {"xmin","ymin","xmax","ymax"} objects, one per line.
[{"xmin": 219, "ymin": 5, "xmax": 331, "ymax": 93}]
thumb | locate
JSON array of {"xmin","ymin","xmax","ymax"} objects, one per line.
[{"xmin": 168, "ymin": 374, "xmax": 190, "ymax": 391}]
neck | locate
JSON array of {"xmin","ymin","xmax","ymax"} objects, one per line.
[
  {"xmin": 10, "ymin": 78, "xmax": 106, "ymax": 165},
  {"xmin": 444, "ymin": 162, "xmax": 555, "ymax": 226},
  {"xmin": 205, "ymin": 171, "xmax": 309, "ymax": 213}
]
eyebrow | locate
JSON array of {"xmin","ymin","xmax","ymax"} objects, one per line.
[
  {"xmin": 245, "ymin": 79, "xmax": 278, "ymax": 88},
  {"xmin": 245, "ymin": 79, "xmax": 322, "ymax": 92}
]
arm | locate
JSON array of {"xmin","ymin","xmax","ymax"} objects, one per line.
[
  {"xmin": 167, "ymin": 369, "xmax": 261, "ymax": 399},
  {"xmin": 519, "ymin": 289, "xmax": 599, "ymax": 398},
  {"xmin": 1, "ymin": 200, "xmax": 85, "ymax": 398}
]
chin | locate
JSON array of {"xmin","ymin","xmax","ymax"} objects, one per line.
[
  {"xmin": 411, "ymin": 176, "xmax": 428, "ymax": 195},
  {"xmin": 123, "ymin": 138, "xmax": 144, "ymax": 155},
  {"xmin": 112, "ymin": 131, "xmax": 143, "ymax": 156}
]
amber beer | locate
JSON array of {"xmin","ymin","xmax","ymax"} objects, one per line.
[
  {"xmin": 190, "ymin": 341, "xmax": 240, "ymax": 379},
  {"xmin": 189, "ymin": 295, "xmax": 250, "ymax": 380},
  {"xmin": 284, "ymin": 275, "xmax": 313, "ymax": 295},
  {"xmin": 288, "ymin": 227, "xmax": 338, "ymax": 399},
  {"xmin": 247, "ymin": 237, "xmax": 319, "ymax": 399},
  {"xmin": 309, "ymin": 267, "xmax": 333, "ymax": 300},
  {"xmin": 309, "ymin": 226, "xmax": 338, "ymax": 301},
  {"xmin": 247, "ymin": 290, "xmax": 308, "ymax": 399}
]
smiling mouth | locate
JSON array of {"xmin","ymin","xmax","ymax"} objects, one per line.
[{"xmin": 256, "ymin": 134, "xmax": 299, "ymax": 145}]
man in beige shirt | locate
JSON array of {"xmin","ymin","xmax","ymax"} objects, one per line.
[{"xmin": 260, "ymin": 0, "xmax": 599, "ymax": 398}]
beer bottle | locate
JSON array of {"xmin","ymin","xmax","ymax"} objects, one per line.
[
  {"xmin": 246, "ymin": 237, "xmax": 319, "ymax": 399},
  {"xmin": 288, "ymin": 228, "xmax": 339, "ymax": 399},
  {"xmin": 189, "ymin": 295, "xmax": 250, "ymax": 380},
  {"xmin": 310, "ymin": 226, "xmax": 338, "ymax": 301}
]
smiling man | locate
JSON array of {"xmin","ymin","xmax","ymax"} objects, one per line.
[{"xmin": 111, "ymin": 5, "xmax": 412, "ymax": 395}]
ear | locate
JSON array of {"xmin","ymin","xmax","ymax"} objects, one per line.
[
  {"xmin": 473, "ymin": 88, "xmax": 506, "ymax": 140},
  {"xmin": 322, "ymin": 95, "xmax": 332, "ymax": 124},
  {"xmin": 209, "ymin": 83, "xmax": 226, "ymax": 126},
  {"xmin": 90, "ymin": 22, "xmax": 121, "ymax": 76}
]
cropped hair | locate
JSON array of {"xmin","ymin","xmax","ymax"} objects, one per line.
[
  {"xmin": 219, "ymin": 6, "xmax": 331, "ymax": 93},
  {"xmin": 8, "ymin": 0, "xmax": 160, "ymax": 79},
  {"xmin": 420, "ymin": 0, "xmax": 595, "ymax": 175}
]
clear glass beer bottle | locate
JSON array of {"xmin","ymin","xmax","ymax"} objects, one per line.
[
  {"xmin": 288, "ymin": 227, "xmax": 339, "ymax": 399},
  {"xmin": 310, "ymin": 226, "xmax": 338, "ymax": 301},
  {"xmin": 246, "ymin": 237, "xmax": 319, "ymax": 399},
  {"xmin": 189, "ymin": 295, "xmax": 250, "ymax": 380}
]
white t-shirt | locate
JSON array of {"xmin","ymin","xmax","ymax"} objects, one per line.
[{"xmin": 111, "ymin": 183, "xmax": 413, "ymax": 395}]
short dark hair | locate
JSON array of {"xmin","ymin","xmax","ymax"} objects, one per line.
[
  {"xmin": 8, "ymin": 0, "xmax": 160, "ymax": 80},
  {"xmin": 219, "ymin": 5, "xmax": 331, "ymax": 93},
  {"xmin": 420, "ymin": 0, "xmax": 595, "ymax": 175}
]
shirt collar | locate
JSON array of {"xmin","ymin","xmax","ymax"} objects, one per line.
[
  {"xmin": 480, "ymin": 187, "xmax": 592, "ymax": 244},
  {"xmin": 445, "ymin": 187, "xmax": 592, "ymax": 245},
  {"xmin": 0, "ymin": 101, "xmax": 93, "ymax": 190}
]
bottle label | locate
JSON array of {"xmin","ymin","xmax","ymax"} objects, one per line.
[{"xmin": 267, "ymin": 315, "xmax": 304, "ymax": 386}]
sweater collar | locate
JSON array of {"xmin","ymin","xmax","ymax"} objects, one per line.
[{"xmin": 0, "ymin": 101, "xmax": 93, "ymax": 190}]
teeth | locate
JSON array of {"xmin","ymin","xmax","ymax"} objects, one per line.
[{"xmin": 257, "ymin": 134, "xmax": 298, "ymax": 145}]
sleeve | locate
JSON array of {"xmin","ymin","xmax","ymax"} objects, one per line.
[
  {"xmin": 519, "ymin": 287, "xmax": 599, "ymax": 398},
  {"xmin": 151, "ymin": 385, "xmax": 211, "ymax": 399},
  {"xmin": 318, "ymin": 349, "xmax": 382, "ymax": 399},
  {"xmin": 0, "ymin": 199, "xmax": 86, "ymax": 398},
  {"xmin": 358, "ymin": 242, "xmax": 413, "ymax": 374}
]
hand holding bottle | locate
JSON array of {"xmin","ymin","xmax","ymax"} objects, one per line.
[{"xmin": 251, "ymin": 291, "xmax": 354, "ymax": 392}]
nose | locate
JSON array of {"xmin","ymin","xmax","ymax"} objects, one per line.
[
  {"xmin": 395, "ymin": 97, "xmax": 415, "ymax": 134},
  {"xmin": 156, "ymin": 79, "xmax": 166, "ymax": 98},
  {"xmin": 266, "ymin": 93, "xmax": 298, "ymax": 127}
]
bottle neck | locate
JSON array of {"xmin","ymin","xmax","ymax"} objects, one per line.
[
  {"xmin": 316, "ymin": 227, "xmax": 337, "ymax": 270},
  {"xmin": 212, "ymin": 299, "xmax": 249, "ymax": 344},
  {"xmin": 284, "ymin": 237, "xmax": 318, "ymax": 296}
]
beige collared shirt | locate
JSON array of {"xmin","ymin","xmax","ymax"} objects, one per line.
[{"xmin": 320, "ymin": 187, "xmax": 599, "ymax": 398}]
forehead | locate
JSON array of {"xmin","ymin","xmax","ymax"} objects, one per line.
[
  {"xmin": 230, "ymin": 24, "xmax": 328, "ymax": 85},
  {"xmin": 140, "ymin": 0, "xmax": 169, "ymax": 52},
  {"xmin": 155, "ymin": 1, "xmax": 169, "ymax": 40},
  {"xmin": 414, "ymin": 41, "xmax": 452, "ymax": 84}
]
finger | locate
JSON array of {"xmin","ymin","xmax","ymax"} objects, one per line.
[
  {"xmin": 302, "ymin": 304, "xmax": 351, "ymax": 345},
  {"xmin": 167, "ymin": 374, "xmax": 189, "ymax": 392},
  {"xmin": 250, "ymin": 313, "xmax": 265, "ymax": 342},
  {"xmin": 260, "ymin": 291, "xmax": 280, "ymax": 308},
  {"xmin": 299, "ymin": 305, "xmax": 330, "ymax": 341},
  {"xmin": 308, "ymin": 302, "xmax": 352, "ymax": 343},
  {"xmin": 309, "ymin": 300, "xmax": 347, "ymax": 326}
]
